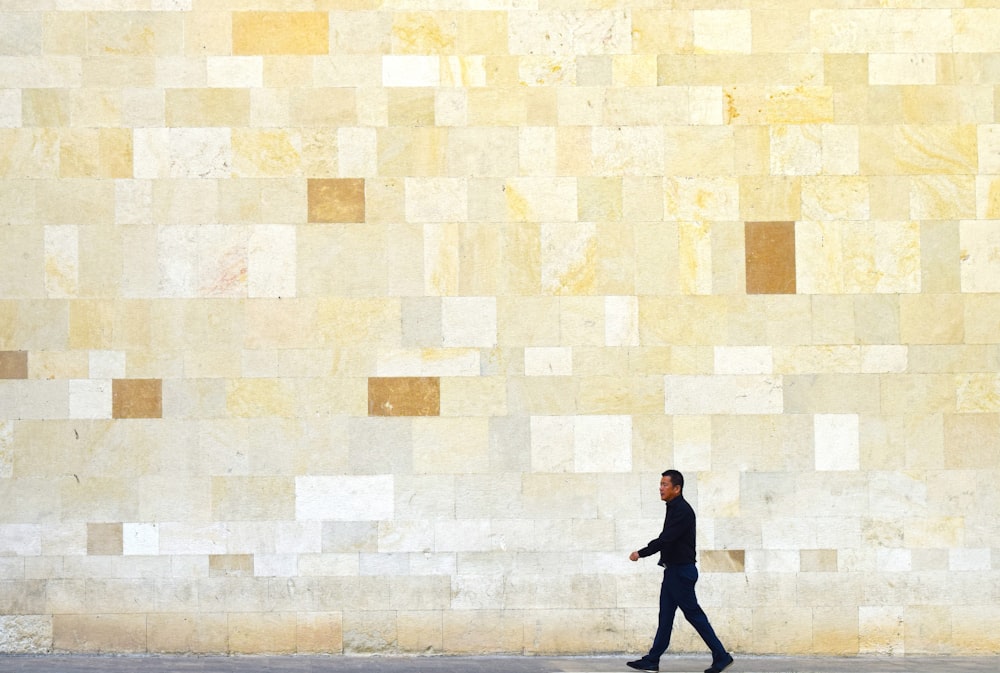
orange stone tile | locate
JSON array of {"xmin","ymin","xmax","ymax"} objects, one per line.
[
  {"xmin": 308, "ymin": 178, "xmax": 366, "ymax": 223},
  {"xmin": 233, "ymin": 12, "xmax": 330, "ymax": 56},
  {"xmin": 112, "ymin": 379, "xmax": 163, "ymax": 419},
  {"xmin": 87, "ymin": 522, "xmax": 123, "ymax": 555},
  {"xmin": 745, "ymin": 221, "xmax": 797, "ymax": 294},
  {"xmin": 0, "ymin": 351, "xmax": 28, "ymax": 379},
  {"xmin": 368, "ymin": 377, "xmax": 440, "ymax": 417}
]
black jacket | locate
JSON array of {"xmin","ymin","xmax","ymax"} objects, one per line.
[{"xmin": 637, "ymin": 494, "xmax": 697, "ymax": 566}]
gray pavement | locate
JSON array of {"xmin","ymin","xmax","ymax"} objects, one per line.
[{"xmin": 1, "ymin": 655, "xmax": 999, "ymax": 673}]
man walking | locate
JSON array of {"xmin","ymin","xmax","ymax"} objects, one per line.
[{"xmin": 627, "ymin": 470, "xmax": 733, "ymax": 673}]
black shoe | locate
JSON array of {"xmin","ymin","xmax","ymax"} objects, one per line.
[
  {"xmin": 627, "ymin": 658, "xmax": 658, "ymax": 671},
  {"xmin": 705, "ymin": 654, "xmax": 734, "ymax": 673}
]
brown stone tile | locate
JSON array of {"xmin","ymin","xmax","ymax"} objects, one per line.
[
  {"xmin": 87, "ymin": 522, "xmax": 123, "ymax": 555},
  {"xmin": 745, "ymin": 221, "xmax": 797, "ymax": 294},
  {"xmin": 0, "ymin": 351, "xmax": 28, "ymax": 379},
  {"xmin": 308, "ymin": 178, "xmax": 366, "ymax": 223},
  {"xmin": 368, "ymin": 377, "xmax": 440, "ymax": 417},
  {"xmin": 112, "ymin": 379, "xmax": 162, "ymax": 419},
  {"xmin": 699, "ymin": 549, "xmax": 745, "ymax": 572}
]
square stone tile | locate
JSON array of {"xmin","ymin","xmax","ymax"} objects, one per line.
[{"xmin": 112, "ymin": 378, "xmax": 162, "ymax": 419}]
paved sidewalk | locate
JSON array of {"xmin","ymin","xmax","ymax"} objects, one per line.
[{"xmin": 1, "ymin": 655, "xmax": 999, "ymax": 673}]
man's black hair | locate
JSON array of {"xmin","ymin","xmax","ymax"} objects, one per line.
[{"xmin": 661, "ymin": 469, "xmax": 684, "ymax": 490}]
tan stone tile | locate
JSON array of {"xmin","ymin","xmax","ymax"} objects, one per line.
[
  {"xmin": 745, "ymin": 221, "xmax": 796, "ymax": 295},
  {"xmin": 53, "ymin": 614, "xmax": 146, "ymax": 653},
  {"xmin": 368, "ymin": 377, "xmax": 440, "ymax": 417},
  {"xmin": 0, "ymin": 351, "xmax": 28, "ymax": 379},
  {"xmin": 112, "ymin": 379, "xmax": 162, "ymax": 419},
  {"xmin": 233, "ymin": 12, "xmax": 329, "ymax": 56},
  {"xmin": 229, "ymin": 612, "xmax": 298, "ymax": 654},
  {"xmin": 147, "ymin": 613, "xmax": 229, "ymax": 654},
  {"xmin": 86, "ymin": 522, "xmax": 122, "ymax": 556},
  {"xmin": 307, "ymin": 178, "xmax": 365, "ymax": 223},
  {"xmin": 944, "ymin": 413, "xmax": 1000, "ymax": 469},
  {"xmin": 209, "ymin": 554, "xmax": 254, "ymax": 577},
  {"xmin": 297, "ymin": 611, "xmax": 343, "ymax": 654},
  {"xmin": 800, "ymin": 549, "xmax": 838, "ymax": 572},
  {"xmin": 701, "ymin": 549, "xmax": 746, "ymax": 572}
]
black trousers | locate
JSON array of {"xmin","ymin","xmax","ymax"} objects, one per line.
[{"xmin": 646, "ymin": 563, "xmax": 728, "ymax": 663}]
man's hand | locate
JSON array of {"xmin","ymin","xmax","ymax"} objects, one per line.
[{"xmin": 629, "ymin": 551, "xmax": 639, "ymax": 562}]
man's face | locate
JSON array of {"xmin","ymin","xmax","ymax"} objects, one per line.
[{"xmin": 659, "ymin": 475, "xmax": 681, "ymax": 502}]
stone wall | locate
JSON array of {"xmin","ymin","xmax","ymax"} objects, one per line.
[{"xmin": 1, "ymin": 0, "xmax": 999, "ymax": 657}]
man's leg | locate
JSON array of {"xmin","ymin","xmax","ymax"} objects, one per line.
[
  {"xmin": 646, "ymin": 567, "xmax": 679, "ymax": 661},
  {"xmin": 672, "ymin": 564, "xmax": 729, "ymax": 663}
]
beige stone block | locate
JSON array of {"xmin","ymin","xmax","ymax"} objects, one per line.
[
  {"xmin": 811, "ymin": 607, "xmax": 859, "ymax": 655},
  {"xmin": 53, "ymin": 614, "xmax": 146, "ymax": 653},
  {"xmin": 396, "ymin": 610, "xmax": 442, "ymax": 654},
  {"xmin": 412, "ymin": 417, "xmax": 489, "ymax": 474},
  {"xmin": 860, "ymin": 125, "xmax": 977, "ymax": 176},
  {"xmin": 782, "ymin": 374, "xmax": 880, "ymax": 414},
  {"xmin": 226, "ymin": 379, "xmax": 295, "ymax": 418},
  {"xmin": 441, "ymin": 610, "xmax": 523, "ymax": 654},
  {"xmin": 524, "ymin": 608, "xmax": 624, "ymax": 655},
  {"xmin": 739, "ymin": 176, "xmax": 801, "ymax": 221},
  {"xmin": 343, "ymin": 610, "xmax": 396, "ymax": 654},
  {"xmin": 228, "ymin": 612, "xmax": 297, "ymax": 654},
  {"xmin": 899, "ymin": 294, "xmax": 964, "ymax": 345},
  {"xmin": 295, "ymin": 612, "xmax": 342, "ymax": 654},
  {"xmin": 439, "ymin": 376, "xmax": 506, "ymax": 418},
  {"xmin": 211, "ymin": 477, "xmax": 294, "ymax": 521},
  {"xmin": 146, "ymin": 613, "xmax": 228, "ymax": 654}
]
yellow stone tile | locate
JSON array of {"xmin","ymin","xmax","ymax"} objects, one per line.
[
  {"xmin": 233, "ymin": 12, "xmax": 329, "ymax": 56},
  {"xmin": 86, "ymin": 11, "xmax": 183, "ymax": 57},
  {"xmin": 900, "ymin": 294, "xmax": 965, "ymax": 345},
  {"xmin": 227, "ymin": 378, "xmax": 296, "ymax": 418},
  {"xmin": 860, "ymin": 125, "xmax": 977, "ymax": 175},
  {"xmin": 739, "ymin": 177, "xmax": 801, "ymax": 221},
  {"xmin": 232, "ymin": 129, "xmax": 301, "ymax": 178},
  {"xmin": 392, "ymin": 12, "xmax": 457, "ymax": 55}
]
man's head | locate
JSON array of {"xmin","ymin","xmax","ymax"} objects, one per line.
[{"xmin": 659, "ymin": 469, "xmax": 684, "ymax": 503}]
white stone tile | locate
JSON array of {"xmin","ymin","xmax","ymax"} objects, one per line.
[
  {"xmin": 715, "ymin": 346, "xmax": 773, "ymax": 375},
  {"xmin": 88, "ymin": 350, "xmax": 125, "ymax": 379},
  {"xmin": 814, "ymin": 413, "xmax": 859, "ymax": 471},
  {"xmin": 382, "ymin": 55, "xmax": 439, "ymax": 87},
  {"xmin": 253, "ymin": 554, "xmax": 297, "ymax": 577},
  {"xmin": 745, "ymin": 549, "xmax": 799, "ymax": 573},
  {"xmin": 693, "ymin": 10, "xmax": 751, "ymax": 54},
  {"xmin": 122, "ymin": 523, "xmax": 159, "ymax": 556},
  {"xmin": 605, "ymin": 296, "xmax": 638, "ymax": 347},
  {"xmin": 869, "ymin": 53, "xmax": 935, "ymax": 85},
  {"xmin": 949, "ymin": 548, "xmax": 991, "ymax": 571},
  {"xmin": 206, "ymin": 56, "xmax": 262, "ymax": 88},
  {"xmin": 295, "ymin": 475, "xmax": 394, "ymax": 521},
  {"xmin": 860, "ymin": 345, "xmax": 908, "ymax": 373},
  {"xmin": 0, "ymin": 524, "xmax": 41, "ymax": 556},
  {"xmin": 68, "ymin": 379, "xmax": 111, "ymax": 419},
  {"xmin": 877, "ymin": 548, "xmax": 912, "ymax": 572},
  {"xmin": 442, "ymin": 296, "xmax": 497, "ymax": 348},
  {"xmin": 0, "ymin": 89, "xmax": 21, "ymax": 127}
]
